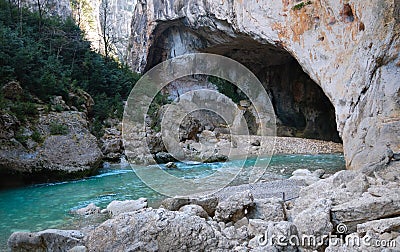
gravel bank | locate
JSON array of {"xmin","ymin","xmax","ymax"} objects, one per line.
[
  {"xmin": 207, "ymin": 135, "xmax": 343, "ymax": 159},
  {"xmin": 272, "ymin": 136, "xmax": 343, "ymax": 154}
]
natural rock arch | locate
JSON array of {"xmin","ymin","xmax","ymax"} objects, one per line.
[
  {"xmin": 145, "ymin": 24, "xmax": 341, "ymax": 142},
  {"xmin": 127, "ymin": 0, "xmax": 400, "ymax": 171}
]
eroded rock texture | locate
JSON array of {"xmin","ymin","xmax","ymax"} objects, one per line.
[
  {"xmin": 127, "ymin": 0, "xmax": 400, "ymax": 171},
  {"xmin": 0, "ymin": 111, "xmax": 103, "ymax": 187}
]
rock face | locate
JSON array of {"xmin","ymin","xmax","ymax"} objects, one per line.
[
  {"xmin": 21, "ymin": 0, "xmax": 136, "ymax": 62},
  {"xmin": 0, "ymin": 111, "xmax": 103, "ymax": 185},
  {"xmin": 106, "ymin": 198, "xmax": 148, "ymax": 217},
  {"xmin": 127, "ymin": 0, "xmax": 400, "ymax": 171},
  {"xmin": 214, "ymin": 190, "xmax": 255, "ymax": 223},
  {"xmin": 21, "ymin": 0, "xmax": 72, "ymax": 18},
  {"xmin": 85, "ymin": 208, "xmax": 239, "ymax": 251},
  {"xmin": 101, "ymin": 127, "xmax": 123, "ymax": 161}
]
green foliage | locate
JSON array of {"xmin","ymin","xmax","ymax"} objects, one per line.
[
  {"xmin": 53, "ymin": 104, "xmax": 64, "ymax": 112},
  {"xmin": 31, "ymin": 130, "xmax": 44, "ymax": 144},
  {"xmin": 292, "ymin": 1, "xmax": 312, "ymax": 10},
  {"xmin": 9, "ymin": 102, "xmax": 38, "ymax": 122},
  {"xmin": 0, "ymin": 93, "xmax": 6, "ymax": 110},
  {"xmin": 49, "ymin": 123, "xmax": 69, "ymax": 135},
  {"xmin": 90, "ymin": 120, "xmax": 104, "ymax": 138},
  {"xmin": 0, "ymin": 0, "xmax": 140, "ymax": 130},
  {"xmin": 208, "ymin": 76, "xmax": 246, "ymax": 104},
  {"xmin": 148, "ymin": 92, "xmax": 171, "ymax": 117},
  {"xmin": 147, "ymin": 92, "xmax": 171, "ymax": 132},
  {"xmin": 15, "ymin": 129, "xmax": 29, "ymax": 147}
]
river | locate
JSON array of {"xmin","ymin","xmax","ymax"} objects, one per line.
[{"xmin": 0, "ymin": 154, "xmax": 345, "ymax": 249}]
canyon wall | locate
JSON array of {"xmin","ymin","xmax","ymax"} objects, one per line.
[
  {"xmin": 127, "ymin": 0, "xmax": 400, "ymax": 171},
  {"xmin": 18, "ymin": 0, "xmax": 136, "ymax": 62}
]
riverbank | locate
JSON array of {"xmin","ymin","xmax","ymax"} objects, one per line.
[
  {"xmin": 8, "ymin": 162, "xmax": 400, "ymax": 251},
  {"xmin": 1, "ymin": 154, "xmax": 345, "ymax": 251},
  {"xmin": 151, "ymin": 134, "xmax": 343, "ymax": 165}
]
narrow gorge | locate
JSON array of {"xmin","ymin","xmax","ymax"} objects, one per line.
[{"xmin": 2, "ymin": 0, "xmax": 400, "ymax": 251}]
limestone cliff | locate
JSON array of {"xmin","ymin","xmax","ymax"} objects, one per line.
[
  {"xmin": 127, "ymin": 0, "xmax": 400, "ymax": 171},
  {"xmin": 20, "ymin": 0, "xmax": 136, "ymax": 62}
]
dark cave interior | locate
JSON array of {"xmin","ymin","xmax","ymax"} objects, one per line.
[{"xmin": 146, "ymin": 25, "xmax": 342, "ymax": 143}]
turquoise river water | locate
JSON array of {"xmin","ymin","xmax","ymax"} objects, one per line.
[{"xmin": 0, "ymin": 154, "xmax": 345, "ymax": 249}]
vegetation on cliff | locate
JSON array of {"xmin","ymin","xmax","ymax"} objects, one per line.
[{"xmin": 0, "ymin": 0, "xmax": 139, "ymax": 136}]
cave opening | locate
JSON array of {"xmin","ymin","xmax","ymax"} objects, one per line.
[{"xmin": 146, "ymin": 25, "xmax": 342, "ymax": 143}]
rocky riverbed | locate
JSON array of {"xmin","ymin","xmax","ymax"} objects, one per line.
[{"xmin": 8, "ymin": 162, "xmax": 400, "ymax": 251}]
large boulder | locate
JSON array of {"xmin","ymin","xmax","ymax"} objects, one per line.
[
  {"xmin": 106, "ymin": 198, "xmax": 148, "ymax": 217},
  {"xmin": 101, "ymin": 128, "xmax": 123, "ymax": 161},
  {"xmin": 50, "ymin": 96, "xmax": 70, "ymax": 111},
  {"xmin": 247, "ymin": 220, "xmax": 298, "ymax": 251},
  {"xmin": 214, "ymin": 190, "xmax": 255, "ymax": 223},
  {"xmin": 8, "ymin": 229, "xmax": 85, "ymax": 252},
  {"xmin": 160, "ymin": 196, "xmax": 219, "ymax": 217},
  {"xmin": 85, "ymin": 208, "xmax": 236, "ymax": 251},
  {"xmin": 357, "ymin": 216, "xmax": 400, "ymax": 235},
  {"xmin": 203, "ymin": 154, "xmax": 228, "ymax": 163},
  {"xmin": 289, "ymin": 169, "xmax": 321, "ymax": 185},
  {"xmin": 179, "ymin": 204, "xmax": 209, "ymax": 219},
  {"xmin": 67, "ymin": 89, "xmax": 95, "ymax": 115},
  {"xmin": 248, "ymin": 197, "xmax": 285, "ymax": 222},
  {"xmin": 331, "ymin": 186, "xmax": 400, "ymax": 233},
  {"xmin": 154, "ymin": 152, "xmax": 176, "ymax": 164},
  {"xmin": 0, "ymin": 111, "xmax": 103, "ymax": 183},
  {"xmin": 292, "ymin": 198, "xmax": 333, "ymax": 249}
]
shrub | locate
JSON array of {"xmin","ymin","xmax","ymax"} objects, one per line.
[
  {"xmin": 0, "ymin": 93, "xmax": 6, "ymax": 110},
  {"xmin": 49, "ymin": 123, "xmax": 69, "ymax": 135},
  {"xmin": 0, "ymin": 0, "xmax": 140, "ymax": 132},
  {"xmin": 208, "ymin": 76, "xmax": 246, "ymax": 104},
  {"xmin": 292, "ymin": 1, "xmax": 312, "ymax": 10},
  {"xmin": 31, "ymin": 130, "xmax": 44, "ymax": 144},
  {"xmin": 90, "ymin": 120, "xmax": 104, "ymax": 138},
  {"xmin": 147, "ymin": 92, "xmax": 171, "ymax": 132},
  {"xmin": 53, "ymin": 104, "xmax": 64, "ymax": 112},
  {"xmin": 10, "ymin": 102, "xmax": 38, "ymax": 122},
  {"xmin": 15, "ymin": 129, "xmax": 29, "ymax": 147}
]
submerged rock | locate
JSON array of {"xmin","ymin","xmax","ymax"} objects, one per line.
[
  {"xmin": 165, "ymin": 162, "xmax": 177, "ymax": 169},
  {"xmin": 154, "ymin": 152, "xmax": 176, "ymax": 164}
]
